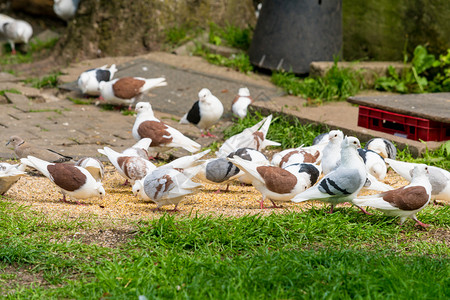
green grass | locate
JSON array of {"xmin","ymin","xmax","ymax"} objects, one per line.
[
  {"xmin": 396, "ymin": 141, "xmax": 450, "ymax": 169},
  {"xmin": 0, "ymin": 89, "xmax": 21, "ymax": 96},
  {"xmin": 272, "ymin": 60, "xmax": 363, "ymax": 105},
  {"xmin": 194, "ymin": 45, "xmax": 254, "ymax": 73},
  {"xmin": 67, "ymin": 96, "xmax": 93, "ymax": 105},
  {"xmin": 0, "ymin": 199, "xmax": 448, "ymax": 298},
  {"xmin": 0, "ymin": 37, "xmax": 59, "ymax": 65},
  {"xmin": 208, "ymin": 22, "xmax": 253, "ymax": 51},
  {"xmin": 23, "ymin": 72, "xmax": 62, "ymax": 89}
]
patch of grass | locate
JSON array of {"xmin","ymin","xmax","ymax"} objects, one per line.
[
  {"xmin": 67, "ymin": 96, "xmax": 92, "ymax": 105},
  {"xmin": 396, "ymin": 141, "xmax": 450, "ymax": 169},
  {"xmin": 224, "ymin": 110, "xmax": 326, "ymax": 149},
  {"xmin": 208, "ymin": 22, "xmax": 253, "ymax": 51},
  {"xmin": 0, "ymin": 37, "xmax": 59, "ymax": 65},
  {"xmin": 3, "ymin": 203, "xmax": 448, "ymax": 298},
  {"xmin": 23, "ymin": 72, "xmax": 62, "ymax": 89},
  {"xmin": 0, "ymin": 89, "xmax": 21, "ymax": 96},
  {"xmin": 194, "ymin": 44, "xmax": 254, "ymax": 73},
  {"xmin": 272, "ymin": 59, "xmax": 363, "ymax": 105},
  {"xmin": 28, "ymin": 108, "xmax": 69, "ymax": 114}
]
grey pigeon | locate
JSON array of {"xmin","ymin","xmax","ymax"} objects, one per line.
[
  {"xmin": 292, "ymin": 136, "xmax": 370, "ymax": 214},
  {"xmin": 6, "ymin": 136, "xmax": 72, "ymax": 163},
  {"xmin": 196, "ymin": 157, "xmax": 241, "ymax": 192}
]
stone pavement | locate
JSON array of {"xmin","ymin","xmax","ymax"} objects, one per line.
[{"xmin": 0, "ymin": 52, "xmax": 446, "ymax": 160}]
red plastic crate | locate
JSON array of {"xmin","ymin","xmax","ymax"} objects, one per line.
[{"xmin": 357, "ymin": 106, "xmax": 450, "ymax": 141}]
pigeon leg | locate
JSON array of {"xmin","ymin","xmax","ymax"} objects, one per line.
[
  {"xmin": 268, "ymin": 199, "xmax": 283, "ymax": 208},
  {"xmin": 168, "ymin": 204, "xmax": 179, "ymax": 212},
  {"xmin": 122, "ymin": 179, "xmax": 129, "ymax": 186},
  {"xmin": 259, "ymin": 197, "xmax": 266, "ymax": 209},
  {"xmin": 327, "ymin": 204, "xmax": 335, "ymax": 214},
  {"xmin": 224, "ymin": 183, "xmax": 230, "ymax": 192},
  {"xmin": 354, "ymin": 205, "xmax": 373, "ymax": 215},
  {"xmin": 206, "ymin": 131, "xmax": 217, "ymax": 138},
  {"xmin": 412, "ymin": 216, "xmax": 429, "ymax": 228}
]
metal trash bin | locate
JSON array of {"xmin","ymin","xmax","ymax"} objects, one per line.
[{"xmin": 249, "ymin": 0, "xmax": 342, "ymax": 74}]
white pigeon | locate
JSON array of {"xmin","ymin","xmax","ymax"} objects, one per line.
[
  {"xmin": 228, "ymin": 147, "xmax": 271, "ymax": 185},
  {"xmin": 164, "ymin": 149, "xmax": 211, "ymax": 169},
  {"xmin": 292, "ymin": 136, "xmax": 369, "ymax": 214},
  {"xmin": 358, "ymin": 148, "xmax": 387, "ymax": 180},
  {"xmin": 53, "ymin": 0, "xmax": 81, "ymax": 21},
  {"xmin": 132, "ymin": 165, "xmax": 202, "ymax": 211},
  {"xmin": 20, "ymin": 156, "xmax": 105, "ymax": 203},
  {"xmin": 0, "ymin": 163, "xmax": 26, "ymax": 195},
  {"xmin": 228, "ymin": 156, "xmax": 320, "ymax": 209},
  {"xmin": 231, "ymin": 87, "xmax": 254, "ymax": 119},
  {"xmin": 365, "ymin": 138, "xmax": 397, "ymax": 159},
  {"xmin": 179, "ymin": 88, "xmax": 224, "ymax": 137},
  {"xmin": 98, "ymin": 77, "xmax": 167, "ymax": 107},
  {"xmin": 132, "ymin": 102, "xmax": 201, "ymax": 154},
  {"xmin": 216, "ymin": 115, "xmax": 280, "ymax": 158},
  {"xmin": 271, "ymin": 143, "xmax": 326, "ymax": 167},
  {"xmin": 353, "ymin": 165, "xmax": 432, "ymax": 227},
  {"xmin": 77, "ymin": 64, "xmax": 118, "ymax": 96},
  {"xmin": 385, "ymin": 158, "xmax": 450, "ymax": 202},
  {"xmin": 74, "ymin": 157, "xmax": 104, "ymax": 182},
  {"xmin": 0, "ymin": 18, "xmax": 32, "ymax": 55},
  {"xmin": 320, "ymin": 130, "xmax": 344, "ymax": 175},
  {"xmin": 98, "ymin": 146, "xmax": 156, "ymax": 185},
  {"xmin": 121, "ymin": 138, "xmax": 153, "ymax": 160}
]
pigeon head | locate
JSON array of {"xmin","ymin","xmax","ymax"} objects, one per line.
[
  {"xmin": 411, "ymin": 165, "xmax": 429, "ymax": 178},
  {"xmin": 6, "ymin": 136, "xmax": 24, "ymax": 147},
  {"xmin": 342, "ymin": 136, "xmax": 361, "ymax": 149},
  {"xmin": 238, "ymin": 87, "xmax": 250, "ymax": 97},
  {"xmin": 135, "ymin": 102, "xmax": 152, "ymax": 114},
  {"xmin": 198, "ymin": 88, "xmax": 212, "ymax": 102},
  {"xmin": 132, "ymin": 180, "xmax": 144, "ymax": 198},
  {"xmin": 328, "ymin": 130, "xmax": 344, "ymax": 143},
  {"xmin": 96, "ymin": 183, "xmax": 106, "ymax": 199}
]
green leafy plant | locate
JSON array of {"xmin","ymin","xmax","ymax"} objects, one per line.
[
  {"xmin": 375, "ymin": 45, "xmax": 449, "ymax": 93},
  {"xmin": 23, "ymin": 72, "xmax": 62, "ymax": 89},
  {"xmin": 208, "ymin": 22, "xmax": 252, "ymax": 50}
]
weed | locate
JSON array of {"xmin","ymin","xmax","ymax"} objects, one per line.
[
  {"xmin": 0, "ymin": 89, "xmax": 21, "ymax": 96},
  {"xmin": 209, "ymin": 22, "xmax": 253, "ymax": 51},
  {"xmin": 67, "ymin": 97, "xmax": 92, "ymax": 105}
]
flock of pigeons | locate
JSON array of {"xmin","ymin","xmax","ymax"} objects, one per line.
[{"xmin": 0, "ymin": 62, "xmax": 449, "ymax": 229}]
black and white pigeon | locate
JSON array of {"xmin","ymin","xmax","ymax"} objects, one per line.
[
  {"xmin": 385, "ymin": 158, "xmax": 450, "ymax": 202},
  {"xmin": 75, "ymin": 157, "xmax": 104, "ymax": 182},
  {"xmin": 6, "ymin": 136, "xmax": 72, "ymax": 163},
  {"xmin": 98, "ymin": 77, "xmax": 167, "ymax": 107},
  {"xmin": 231, "ymin": 87, "xmax": 254, "ymax": 119},
  {"xmin": 21, "ymin": 156, "xmax": 105, "ymax": 203},
  {"xmin": 132, "ymin": 102, "xmax": 201, "ymax": 154},
  {"xmin": 77, "ymin": 64, "xmax": 118, "ymax": 96},
  {"xmin": 365, "ymin": 138, "xmax": 397, "ymax": 159},
  {"xmin": 292, "ymin": 136, "xmax": 370, "ymax": 214},
  {"xmin": 216, "ymin": 115, "xmax": 280, "ymax": 157},
  {"xmin": 320, "ymin": 130, "xmax": 344, "ymax": 175},
  {"xmin": 53, "ymin": 0, "xmax": 80, "ymax": 21},
  {"xmin": 179, "ymin": 88, "xmax": 224, "ymax": 137},
  {"xmin": 228, "ymin": 156, "xmax": 320, "ymax": 209},
  {"xmin": 353, "ymin": 165, "xmax": 432, "ymax": 228},
  {"xmin": 0, "ymin": 17, "xmax": 32, "ymax": 55},
  {"xmin": 357, "ymin": 148, "xmax": 387, "ymax": 180},
  {"xmin": 132, "ymin": 165, "xmax": 202, "ymax": 211},
  {"xmin": 0, "ymin": 163, "xmax": 26, "ymax": 195}
]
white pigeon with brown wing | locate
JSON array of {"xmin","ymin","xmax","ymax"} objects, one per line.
[
  {"xmin": 98, "ymin": 77, "xmax": 167, "ymax": 107},
  {"xmin": 353, "ymin": 165, "xmax": 432, "ymax": 227},
  {"xmin": 228, "ymin": 156, "xmax": 320, "ymax": 209},
  {"xmin": 132, "ymin": 102, "xmax": 201, "ymax": 154},
  {"xmin": 20, "ymin": 156, "xmax": 105, "ymax": 203}
]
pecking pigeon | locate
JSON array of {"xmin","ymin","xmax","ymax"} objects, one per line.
[
  {"xmin": 231, "ymin": 87, "xmax": 254, "ymax": 119},
  {"xmin": 77, "ymin": 64, "xmax": 118, "ymax": 96}
]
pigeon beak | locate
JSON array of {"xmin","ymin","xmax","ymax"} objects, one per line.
[{"xmin": 5, "ymin": 140, "xmax": 10, "ymax": 146}]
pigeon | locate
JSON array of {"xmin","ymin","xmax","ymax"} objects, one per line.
[
  {"xmin": 53, "ymin": 0, "xmax": 81, "ymax": 21},
  {"xmin": 271, "ymin": 143, "xmax": 326, "ymax": 167},
  {"xmin": 228, "ymin": 156, "xmax": 320, "ymax": 209},
  {"xmin": 20, "ymin": 156, "xmax": 105, "ymax": 203},
  {"xmin": 216, "ymin": 115, "xmax": 280, "ymax": 157},
  {"xmin": 358, "ymin": 148, "xmax": 387, "ymax": 180},
  {"xmin": 385, "ymin": 158, "xmax": 450, "ymax": 202},
  {"xmin": 320, "ymin": 130, "xmax": 344, "ymax": 175},
  {"xmin": 231, "ymin": 87, "xmax": 254, "ymax": 119},
  {"xmin": 75, "ymin": 157, "xmax": 104, "ymax": 182},
  {"xmin": 353, "ymin": 165, "xmax": 432, "ymax": 228},
  {"xmin": 179, "ymin": 88, "xmax": 224, "ymax": 137},
  {"xmin": 0, "ymin": 163, "xmax": 26, "ymax": 195},
  {"xmin": 365, "ymin": 138, "xmax": 397, "ymax": 159},
  {"xmin": 77, "ymin": 64, "xmax": 118, "ymax": 96},
  {"xmin": 132, "ymin": 165, "xmax": 202, "ymax": 211},
  {"xmin": 98, "ymin": 77, "xmax": 167, "ymax": 107},
  {"xmin": 0, "ymin": 19, "xmax": 32, "ymax": 55},
  {"xmin": 227, "ymin": 147, "xmax": 270, "ymax": 185},
  {"xmin": 292, "ymin": 136, "xmax": 369, "ymax": 214},
  {"xmin": 6, "ymin": 136, "xmax": 72, "ymax": 163},
  {"xmin": 132, "ymin": 102, "xmax": 201, "ymax": 154},
  {"xmin": 196, "ymin": 157, "xmax": 241, "ymax": 192},
  {"xmin": 98, "ymin": 146, "xmax": 156, "ymax": 185},
  {"xmin": 164, "ymin": 149, "xmax": 211, "ymax": 169},
  {"xmin": 121, "ymin": 138, "xmax": 153, "ymax": 160}
]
